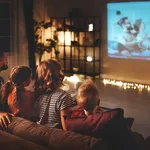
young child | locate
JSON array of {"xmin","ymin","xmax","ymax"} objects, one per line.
[
  {"xmin": 66, "ymin": 79, "xmax": 137, "ymax": 150},
  {"xmin": 0, "ymin": 65, "xmax": 34, "ymax": 119},
  {"xmin": 75, "ymin": 79, "xmax": 100, "ymax": 116}
]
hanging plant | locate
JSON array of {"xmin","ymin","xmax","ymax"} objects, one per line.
[{"xmin": 34, "ymin": 19, "xmax": 58, "ymax": 63}]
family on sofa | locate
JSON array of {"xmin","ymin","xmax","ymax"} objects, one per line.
[{"xmin": 0, "ymin": 52, "xmax": 146, "ymax": 150}]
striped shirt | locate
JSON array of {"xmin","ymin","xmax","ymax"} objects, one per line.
[{"xmin": 33, "ymin": 89, "xmax": 73, "ymax": 128}]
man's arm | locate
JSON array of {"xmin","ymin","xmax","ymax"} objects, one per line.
[{"xmin": 0, "ymin": 112, "xmax": 14, "ymax": 129}]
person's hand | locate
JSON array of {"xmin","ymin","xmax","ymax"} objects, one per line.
[{"xmin": 0, "ymin": 112, "xmax": 14, "ymax": 130}]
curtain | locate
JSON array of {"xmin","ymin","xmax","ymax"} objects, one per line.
[{"xmin": 23, "ymin": 0, "xmax": 36, "ymax": 77}]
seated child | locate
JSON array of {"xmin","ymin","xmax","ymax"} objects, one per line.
[
  {"xmin": 65, "ymin": 79, "xmax": 137, "ymax": 150},
  {"xmin": 0, "ymin": 66, "xmax": 35, "ymax": 119},
  {"xmin": 75, "ymin": 79, "xmax": 101, "ymax": 115}
]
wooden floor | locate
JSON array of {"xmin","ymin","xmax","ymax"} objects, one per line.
[{"xmin": 95, "ymin": 81, "xmax": 150, "ymax": 138}]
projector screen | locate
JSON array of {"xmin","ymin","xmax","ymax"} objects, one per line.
[{"xmin": 107, "ymin": 1, "xmax": 150, "ymax": 60}]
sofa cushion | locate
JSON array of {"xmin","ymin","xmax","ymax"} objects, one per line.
[
  {"xmin": 124, "ymin": 117, "xmax": 134, "ymax": 129},
  {"xmin": 65, "ymin": 108, "xmax": 123, "ymax": 138},
  {"xmin": 143, "ymin": 136, "xmax": 150, "ymax": 150},
  {"xmin": 132, "ymin": 131, "xmax": 144, "ymax": 150},
  {"xmin": 48, "ymin": 126, "xmax": 108, "ymax": 150},
  {"xmin": 7, "ymin": 117, "xmax": 108, "ymax": 150},
  {"xmin": 0, "ymin": 130, "xmax": 48, "ymax": 150},
  {"xmin": 65, "ymin": 108, "xmax": 137, "ymax": 150}
]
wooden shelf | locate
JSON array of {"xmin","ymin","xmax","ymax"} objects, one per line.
[{"xmin": 49, "ymin": 16, "xmax": 101, "ymax": 77}]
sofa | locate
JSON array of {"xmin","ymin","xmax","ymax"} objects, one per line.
[
  {"xmin": 0, "ymin": 114, "xmax": 148, "ymax": 150},
  {"xmin": 5, "ymin": 117, "xmax": 108, "ymax": 150},
  {"xmin": 0, "ymin": 130, "xmax": 48, "ymax": 150}
]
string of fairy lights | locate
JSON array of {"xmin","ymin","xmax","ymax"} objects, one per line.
[{"xmin": 103, "ymin": 79, "xmax": 150, "ymax": 91}]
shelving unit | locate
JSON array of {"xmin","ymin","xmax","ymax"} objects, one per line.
[{"xmin": 48, "ymin": 16, "xmax": 101, "ymax": 77}]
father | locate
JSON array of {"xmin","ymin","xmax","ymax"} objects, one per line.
[
  {"xmin": 0, "ymin": 52, "xmax": 12, "ymax": 129},
  {"xmin": 0, "ymin": 52, "xmax": 8, "ymax": 88}
]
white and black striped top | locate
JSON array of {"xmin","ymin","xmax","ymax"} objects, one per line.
[{"xmin": 33, "ymin": 89, "xmax": 73, "ymax": 128}]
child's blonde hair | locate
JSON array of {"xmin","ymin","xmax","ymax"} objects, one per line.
[{"xmin": 77, "ymin": 79, "xmax": 100, "ymax": 111}]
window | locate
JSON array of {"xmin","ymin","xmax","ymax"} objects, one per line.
[{"xmin": 0, "ymin": 0, "xmax": 11, "ymax": 52}]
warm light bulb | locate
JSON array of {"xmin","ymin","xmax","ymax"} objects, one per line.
[
  {"xmin": 86, "ymin": 56, "xmax": 93, "ymax": 62},
  {"xmin": 88, "ymin": 24, "xmax": 93, "ymax": 31}
]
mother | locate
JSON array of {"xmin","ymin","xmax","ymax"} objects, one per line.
[{"xmin": 32, "ymin": 59, "xmax": 73, "ymax": 130}]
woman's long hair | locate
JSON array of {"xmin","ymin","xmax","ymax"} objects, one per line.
[
  {"xmin": 34, "ymin": 59, "xmax": 63, "ymax": 96},
  {"xmin": 0, "ymin": 66, "xmax": 32, "ymax": 108}
]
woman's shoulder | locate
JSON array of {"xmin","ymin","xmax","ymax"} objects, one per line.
[
  {"xmin": 37, "ymin": 89, "xmax": 72, "ymax": 101},
  {"xmin": 52, "ymin": 89, "xmax": 72, "ymax": 103},
  {"xmin": 55, "ymin": 89, "xmax": 71, "ymax": 96}
]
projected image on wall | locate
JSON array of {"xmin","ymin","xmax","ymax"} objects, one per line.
[{"xmin": 107, "ymin": 1, "xmax": 150, "ymax": 60}]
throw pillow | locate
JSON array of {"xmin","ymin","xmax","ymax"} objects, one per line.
[{"xmin": 65, "ymin": 108, "xmax": 123, "ymax": 138}]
